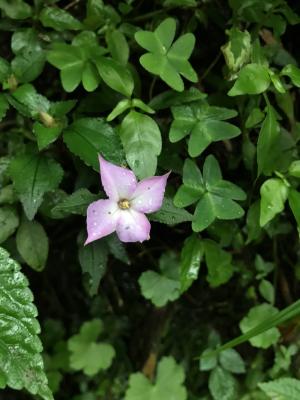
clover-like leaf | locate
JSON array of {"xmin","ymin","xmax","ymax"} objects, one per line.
[
  {"xmin": 135, "ymin": 17, "xmax": 197, "ymax": 91},
  {"xmin": 139, "ymin": 252, "xmax": 181, "ymax": 307},
  {"xmin": 68, "ymin": 319, "xmax": 115, "ymax": 376},
  {"xmin": 125, "ymin": 356, "xmax": 187, "ymax": 400},
  {"xmin": 0, "ymin": 247, "xmax": 53, "ymax": 399},
  {"xmin": 169, "ymin": 101, "xmax": 240, "ymax": 157},
  {"xmin": 174, "ymin": 156, "xmax": 246, "ymax": 232}
]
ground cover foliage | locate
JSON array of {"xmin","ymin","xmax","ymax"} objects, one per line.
[{"xmin": 1, "ymin": 0, "xmax": 300, "ymax": 399}]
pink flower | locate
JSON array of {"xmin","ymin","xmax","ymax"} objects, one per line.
[{"xmin": 85, "ymin": 155, "xmax": 170, "ymax": 245}]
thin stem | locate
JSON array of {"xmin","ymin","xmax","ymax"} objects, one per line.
[
  {"xmin": 199, "ymin": 51, "xmax": 222, "ymax": 82},
  {"xmin": 126, "ymin": 8, "xmax": 172, "ymax": 23}
]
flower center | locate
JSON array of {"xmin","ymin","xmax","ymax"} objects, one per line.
[{"xmin": 118, "ymin": 199, "xmax": 130, "ymax": 210}]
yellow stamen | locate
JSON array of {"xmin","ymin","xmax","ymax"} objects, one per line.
[{"xmin": 118, "ymin": 199, "xmax": 130, "ymax": 210}]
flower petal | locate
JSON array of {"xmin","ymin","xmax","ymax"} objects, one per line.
[
  {"xmin": 116, "ymin": 209, "xmax": 151, "ymax": 243},
  {"xmin": 99, "ymin": 155, "xmax": 137, "ymax": 201},
  {"xmin": 130, "ymin": 172, "xmax": 170, "ymax": 213},
  {"xmin": 85, "ymin": 199, "xmax": 120, "ymax": 245}
]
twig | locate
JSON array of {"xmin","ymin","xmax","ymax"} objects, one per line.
[{"xmin": 64, "ymin": 0, "xmax": 80, "ymax": 11}]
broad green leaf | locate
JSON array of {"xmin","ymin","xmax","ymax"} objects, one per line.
[
  {"xmin": 39, "ymin": 7, "xmax": 82, "ymax": 31},
  {"xmin": 12, "ymin": 50, "xmax": 46, "ymax": 83},
  {"xmin": 33, "ymin": 122, "xmax": 63, "ymax": 150},
  {"xmin": 259, "ymin": 280, "xmax": 275, "ymax": 304},
  {"xmin": 203, "ymin": 240, "xmax": 234, "ymax": 287},
  {"xmin": 0, "ymin": 0, "xmax": 31, "ymax": 19},
  {"xmin": 47, "ymin": 44, "xmax": 85, "ymax": 92},
  {"xmin": 208, "ymin": 367, "xmax": 238, "ymax": 400},
  {"xmin": 0, "ymin": 93, "xmax": 9, "ymax": 121},
  {"xmin": 68, "ymin": 319, "xmax": 115, "ymax": 376},
  {"xmin": 135, "ymin": 18, "xmax": 197, "ymax": 91},
  {"xmin": 106, "ymin": 29, "xmax": 129, "ymax": 65},
  {"xmin": 199, "ymin": 349, "xmax": 218, "ymax": 371},
  {"xmin": 180, "ymin": 234, "xmax": 202, "ymax": 292},
  {"xmin": 288, "ymin": 189, "xmax": 300, "ymax": 227},
  {"xmin": 228, "ymin": 63, "xmax": 270, "ymax": 96},
  {"xmin": 281, "ymin": 64, "xmax": 300, "ymax": 87},
  {"xmin": 259, "ymin": 377, "xmax": 300, "ymax": 400},
  {"xmin": 119, "ymin": 110, "xmax": 162, "ymax": 179},
  {"xmin": 245, "ymin": 107, "xmax": 265, "ymax": 129},
  {"xmin": 288, "ymin": 160, "xmax": 300, "ymax": 177},
  {"xmin": 105, "ymin": 234, "xmax": 130, "ymax": 265},
  {"xmin": 78, "ymin": 240, "xmax": 108, "ymax": 296},
  {"xmin": 240, "ymin": 304, "xmax": 280, "ymax": 348},
  {"xmin": 246, "ymin": 201, "xmax": 262, "ymax": 243},
  {"xmin": 219, "ymin": 349, "xmax": 246, "ymax": 374},
  {"xmin": 260, "ymin": 178, "xmax": 288, "ymax": 226},
  {"xmin": 9, "ymin": 153, "xmax": 63, "ymax": 220},
  {"xmin": 257, "ymin": 103, "xmax": 281, "ymax": 176},
  {"xmin": 63, "ymin": 118, "xmax": 124, "ymax": 170},
  {"xmin": 0, "ymin": 57, "xmax": 10, "ymax": 82},
  {"xmin": 192, "ymin": 193, "xmax": 216, "ymax": 231},
  {"xmin": 203, "ymin": 155, "xmax": 222, "ymax": 186},
  {"xmin": 149, "ymin": 196, "xmax": 193, "ymax": 225},
  {"xmin": 125, "ymin": 356, "xmax": 187, "ymax": 400},
  {"xmin": 0, "ymin": 247, "xmax": 53, "ymax": 399},
  {"xmin": 0, "ymin": 184, "xmax": 17, "ymax": 205},
  {"xmin": 95, "ymin": 57, "xmax": 134, "ymax": 97},
  {"xmin": 12, "ymin": 83, "xmax": 50, "ymax": 117},
  {"xmin": 16, "ymin": 218, "xmax": 49, "ymax": 271},
  {"xmin": 107, "ymin": 99, "xmax": 131, "ymax": 121},
  {"xmin": 149, "ymin": 87, "xmax": 206, "ymax": 111},
  {"xmin": 52, "ymin": 189, "xmax": 99, "ymax": 217},
  {"xmin": 221, "ymin": 28, "xmax": 251, "ymax": 73},
  {"xmin": 170, "ymin": 102, "xmax": 240, "ymax": 157},
  {"xmin": 139, "ymin": 252, "xmax": 181, "ymax": 307},
  {"xmin": 82, "ymin": 61, "xmax": 100, "ymax": 92},
  {"xmin": 0, "ymin": 206, "xmax": 19, "ymax": 244}
]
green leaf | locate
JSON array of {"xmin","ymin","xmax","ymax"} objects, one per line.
[
  {"xmin": 0, "ymin": 0, "xmax": 32, "ymax": 19},
  {"xmin": 106, "ymin": 29, "xmax": 129, "ymax": 65},
  {"xmin": 68, "ymin": 319, "xmax": 115, "ymax": 376},
  {"xmin": 149, "ymin": 196, "xmax": 194, "ymax": 225},
  {"xmin": 288, "ymin": 160, "xmax": 300, "ymax": 178},
  {"xmin": 203, "ymin": 240, "xmax": 234, "ymax": 287},
  {"xmin": 192, "ymin": 193, "xmax": 216, "ymax": 231},
  {"xmin": 52, "ymin": 189, "xmax": 99, "ymax": 217},
  {"xmin": 170, "ymin": 102, "xmax": 240, "ymax": 157},
  {"xmin": 149, "ymin": 87, "xmax": 206, "ymax": 111},
  {"xmin": 246, "ymin": 201, "xmax": 262, "ymax": 244},
  {"xmin": 95, "ymin": 57, "xmax": 134, "ymax": 97},
  {"xmin": 239, "ymin": 304, "xmax": 280, "ymax": 348},
  {"xmin": 107, "ymin": 99, "xmax": 131, "ymax": 121},
  {"xmin": 47, "ymin": 44, "xmax": 85, "ymax": 92},
  {"xmin": 119, "ymin": 110, "xmax": 162, "ymax": 179},
  {"xmin": 179, "ymin": 234, "xmax": 202, "ymax": 292},
  {"xmin": 259, "ymin": 377, "xmax": 300, "ymax": 400},
  {"xmin": 221, "ymin": 28, "xmax": 251, "ymax": 73},
  {"xmin": 260, "ymin": 178, "xmax": 288, "ymax": 226},
  {"xmin": 0, "ymin": 206, "xmax": 19, "ymax": 244},
  {"xmin": 63, "ymin": 118, "xmax": 124, "ymax": 170},
  {"xmin": 259, "ymin": 280, "xmax": 275, "ymax": 304},
  {"xmin": 16, "ymin": 218, "xmax": 49, "ymax": 271},
  {"xmin": 39, "ymin": 7, "xmax": 82, "ymax": 31},
  {"xmin": 78, "ymin": 240, "xmax": 108, "ymax": 296},
  {"xmin": 12, "ymin": 83, "xmax": 50, "ymax": 117},
  {"xmin": 208, "ymin": 367, "xmax": 238, "ymax": 400},
  {"xmin": 0, "ymin": 57, "xmax": 10, "ymax": 82},
  {"xmin": 0, "ymin": 93, "xmax": 9, "ymax": 121},
  {"xmin": 135, "ymin": 18, "xmax": 197, "ymax": 91},
  {"xmin": 125, "ymin": 356, "xmax": 187, "ymax": 400},
  {"xmin": 257, "ymin": 103, "xmax": 281, "ymax": 176},
  {"xmin": 281, "ymin": 64, "xmax": 300, "ymax": 87},
  {"xmin": 228, "ymin": 63, "xmax": 270, "ymax": 96},
  {"xmin": 219, "ymin": 349, "xmax": 246, "ymax": 374},
  {"xmin": 9, "ymin": 153, "xmax": 63, "ymax": 220},
  {"xmin": 33, "ymin": 122, "xmax": 63, "ymax": 150},
  {"xmin": 139, "ymin": 252, "xmax": 181, "ymax": 307},
  {"xmin": 245, "ymin": 107, "xmax": 265, "ymax": 129},
  {"xmin": 0, "ymin": 247, "xmax": 53, "ymax": 399},
  {"xmin": 199, "ymin": 349, "xmax": 218, "ymax": 371},
  {"xmin": 288, "ymin": 189, "xmax": 300, "ymax": 227}
]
